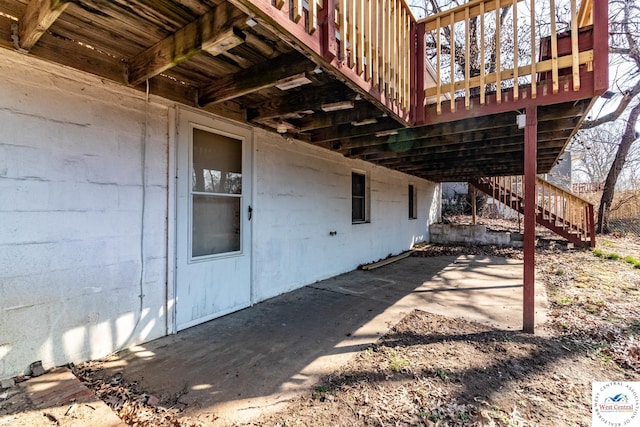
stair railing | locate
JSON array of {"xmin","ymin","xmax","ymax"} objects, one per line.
[{"xmin": 479, "ymin": 175, "xmax": 596, "ymax": 246}]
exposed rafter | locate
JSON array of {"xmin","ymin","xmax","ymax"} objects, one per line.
[
  {"xmin": 247, "ymin": 89, "xmax": 357, "ymax": 122},
  {"xmin": 19, "ymin": 0, "xmax": 69, "ymax": 51},
  {"xmin": 293, "ymin": 103, "xmax": 385, "ymax": 131},
  {"xmin": 308, "ymin": 117, "xmax": 402, "ymax": 143},
  {"xmin": 126, "ymin": 4, "xmax": 246, "ymax": 86},
  {"xmin": 198, "ymin": 53, "xmax": 316, "ymax": 106}
]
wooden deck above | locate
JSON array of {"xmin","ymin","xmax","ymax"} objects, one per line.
[{"xmin": 0, "ymin": 0, "xmax": 607, "ymax": 181}]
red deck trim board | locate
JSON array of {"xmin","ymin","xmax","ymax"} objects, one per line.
[{"xmin": 592, "ymin": 0, "xmax": 609, "ymax": 95}]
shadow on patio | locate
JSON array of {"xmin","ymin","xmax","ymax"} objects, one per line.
[{"xmin": 93, "ymin": 254, "xmax": 546, "ymax": 424}]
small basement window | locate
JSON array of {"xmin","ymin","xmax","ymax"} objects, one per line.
[
  {"xmin": 352, "ymin": 172, "xmax": 367, "ymax": 223},
  {"xmin": 408, "ymin": 184, "xmax": 417, "ymax": 219}
]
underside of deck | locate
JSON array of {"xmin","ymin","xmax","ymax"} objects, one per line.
[{"xmin": 0, "ymin": 0, "xmax": 606, "ymax": 182}]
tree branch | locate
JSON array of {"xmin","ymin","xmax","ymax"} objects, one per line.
[{"xmin": 582, "ymin": 80, "xmax": 640, "ymax": 129}]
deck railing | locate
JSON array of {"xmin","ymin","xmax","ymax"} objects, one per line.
[
  {"xmin": 335, "ymin": 0, "xmax": 414, "ymax": 111},
  {"xmin": 418, "ymin": 0, "xmax": 595, "ymax": 115},
  {"xmin": 243, "ymin": 0, "xmax": 415, "ymax": 117},
  {"xmin": 242, "ymin": 0, "xmax": 602, "ymax": 124}
]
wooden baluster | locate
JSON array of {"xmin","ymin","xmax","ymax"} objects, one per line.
[
  {"xmin": 372, "ymin": 0, "xmax": 379, "ymax": 87},
  {"xmin": 393, "ymin": 0, "xmax": 399, "ymax": 101},
  {"xmin": 509, "ymin": 176, "xmax": 513, "ymax": 206},
  {"xmin": 540, "ymin": 182, "xmax": 544, "ymax": 216},
  {"xmin": 308, "ymin": 0, "xmax": 317, "ymax": 34},
  {"xmin": 357, "ymin": 0, "xmax": 364, "ymax": 75},
  {"xmin": 512, "ymin": 0, "xmax": 518, "ymax": 101},
  {"xmin": 450, "ymin": 11, "xmax": 455, "ymax": 112},
  {"xmin": 464, "ymin": 6, "xmax": 470, "ymax": 110},
  {"xmin": 293, "ymin": 0, "xmax": 303, "ymax": 22},
  {"xmin": 400, "ymin": 8, "xmax": 405, "ymax": 107},
  {"xmin": 394, "ymin": 0, "xmax": 400, "ymax": 101},
  {"xmin": 571, "ymin": 0, "xmax": 580, "ymax": 90},
  {"xmin": 550, "ymin": 0, "xmax": 559, "ymax": 94},
  {"xmin": 503, "ymin": 176, "xmax": 507, "ymax": 205},
  {"xmin": 350, "ymin": 0, "xmax": 357, "ymax": 68},
  {"xmin": 403, "ymin": 10, "xmax": 407, "ymax": 109},
  {"xmin": 385, "ymin": 0, "xmax": 391, "ymax": 97},
  {"xmin": 495, "ymin": 0, "xmax": 501, "ymax": 104},
  {"xmin": 572, "ymin": 196, "xmax": 578, "ymax": 230},
  {"xmin": 480, "ymin": 1, "xmax": 485, "ymax": 105},
  {"xmin": 530, "ymin": 0, "xmax": 536, "ymax": 98},
  {"xmin": 387, "ymin": 0, "xmax": 393, "ymax": 98},
  {"xmin": 492, "ymin": 177, "xmax": 496, "ymax": 200},
  {"xmin": 380, "ymin": 0, "xmax": 386, "ymax": 94},
  {"xmin": 436, "ymin": 16, "xmax": 442, "ymax": 115},
  {"xmin": 340, "ymin": 0, "xmax": 347, "ymax": 62},
  {"xmin": 365, "ymin": 0, "xmax": 372, "ymax": 79}
]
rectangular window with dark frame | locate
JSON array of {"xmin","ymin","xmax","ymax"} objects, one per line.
[
  {"xmin": 408, "ymin": 184, "xmax": 417, "ymax": 219},
  {"xmin": 352, "ymin": 172, "xmax": 366, "ymax": 223}
]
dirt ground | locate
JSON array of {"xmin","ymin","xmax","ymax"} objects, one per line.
[
  {"xmin": 2, "ymin": 225, "xmax": 640, "ymax": 426},
  {"xmin": 244, "ymin": 232, "xmax": 640, "ymax": 426}
]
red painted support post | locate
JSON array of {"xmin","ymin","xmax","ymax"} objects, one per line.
[
  {"xmin": 592, "ymin": 0, "xmax": 609, "ymax": 95},
  {"xmin": 523, "ymin": 105, "xmax": 537, "ymax": 333},
  {"xmin": 411, "ymin": 22, "xmax": 426, "ymax": 125}
]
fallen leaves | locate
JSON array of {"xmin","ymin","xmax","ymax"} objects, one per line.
[{"xmin": 74, "ymin": 362, "xmax": 207, "ymax": 427}]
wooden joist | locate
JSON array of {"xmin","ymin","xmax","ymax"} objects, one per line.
[
  {"xmin": 19, "ymin": 0, "xmax": 69, "ymax": 51},
  {"xmin": 198, "ymin": 53, "xmax": 316, "ymax": 105},
  {"xmin": 247, "ymin": 90, "xmax": 356, "ymax": 122},
  {"xmin": 294, "ymin": 102, "xmax": 384, "ymax": 131},
  {"xmin": 126, "ymin": 4, "xmax": 246, "ymax": 86}
]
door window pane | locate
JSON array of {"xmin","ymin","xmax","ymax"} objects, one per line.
[
  {"xmin": 192, "ymin": 195, "xmax": 241, "ymax": 256},
  {"xmin": 192, "ymin": 128, "xmax": 242, "ymax": 194},
  {"xmin": 191, "ymin": 127, "xmax": 243, "ymax": 258}
]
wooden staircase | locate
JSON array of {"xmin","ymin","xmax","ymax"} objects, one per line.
[{"xmin": 472, "ymin": 176, "xmax": 596, "ymax": 248}]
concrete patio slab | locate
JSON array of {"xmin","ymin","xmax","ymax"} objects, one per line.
[
  {"xmin": 99, "ymin": 255, "xmax": 547, "ymax": 425},
  {"xmin": 0, "ymin": 367, "xmax": 125, "ymax": 427}
]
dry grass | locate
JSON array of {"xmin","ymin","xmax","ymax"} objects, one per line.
[{"xmin": 247, "ymin": 235, "xmax": 640, "ymax": 427}]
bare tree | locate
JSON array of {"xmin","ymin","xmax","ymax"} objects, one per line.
[{"xmin": 579, "ymin": 0, "xmax": 640, "ymax": 233}]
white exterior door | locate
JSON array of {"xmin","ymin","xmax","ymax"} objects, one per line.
[{"xmin": 175, "ymin": 109, "xmax": 252, "ymax": 331}]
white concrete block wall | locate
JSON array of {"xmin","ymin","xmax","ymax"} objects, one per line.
[
  {"xmin": 0, "ymin": 50, "xmax": 169, "ymax": 379},
  {"xmin": 0, "ymin": 48, "xmax": 441, "ymax": 380},
  {"xmin": 251, "ymin": 130, "xmax": 440, "ymax": 302}
]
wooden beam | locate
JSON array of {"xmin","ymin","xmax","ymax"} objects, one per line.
[
  {"xmin": 198, "ymin": 53, "xmax": 316, "ymax": 105},
  {"xmin": 127, "ymin": 4, "xmax": 245, "ymax": 86},
  {"xmin": 336, "ymin": 100, "xmax": 586, "ymax": 151},
  {"xmin": 375, "ymin": 147, "xmax": 562, "ymax": 169},
  {"xmin": 294, "ymin": 102, "xmax": 385, "ymax": 131},
  {"xmin": 309, "ymin": 117, "xmax": 401, "ymax": 143},
  {"xmin": 248, "ymin": 89, "xmax": 357, "ymax": 122},
  {"xmin": 357, "ymin": 136, "xmax": 570, "ymax": 162},
  {"xmin": 19, "ymin": 0, "xmax": 69, "ymax": 51}
]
